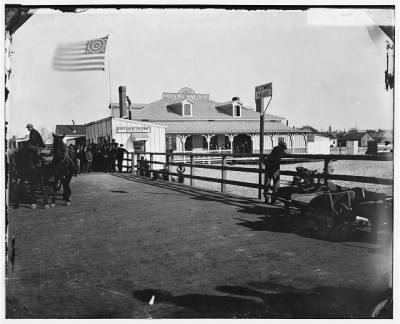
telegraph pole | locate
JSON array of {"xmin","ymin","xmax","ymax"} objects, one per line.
[{"xmin": 255, "ymin": 82, "xmax": 272, "ymax": 199}]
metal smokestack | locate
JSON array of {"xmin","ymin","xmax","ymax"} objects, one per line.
[
  {"xmin": 118, "ymin": 86, "xmax": 127, "ymax": 118},
  {"xmin": 126, "ymin": 96, "xmax": 132, "ymax": 120}
]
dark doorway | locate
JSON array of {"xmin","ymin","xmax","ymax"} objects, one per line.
[{"xmin": 233, "ymin": 134, "xmax": 252, "ymax": 153}]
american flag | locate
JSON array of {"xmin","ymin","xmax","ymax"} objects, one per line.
[{"xmin": 52, "ymin": 36, "xmax": 108, "ymax": 72}]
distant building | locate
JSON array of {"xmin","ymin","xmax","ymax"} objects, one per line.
[
  {"xmin": 327, "ymin": 133, "xmax": 339, "ymax": 147},
  {"xmin": 8, "ymin": 135, "xmax": 28, "ymax": 149},
  {"xmin": 368, "ymin": 129, "xmax": 393, "ymax": 145},
  {"xmin": 110, "ymin": 86, "xmax": 310, "ymax": 154},
  {"xmin": 337, "ymin": 132, "xmax": 374, "ymax": 147},
  {"xmin": 55, "ymin": 124, "xmax": 86, "ymax": 146},
  {"xmin": 307, "ymin": 133, "xmax": 330, "ymax": 154},
  {"xmin": 316, "ymin": 132, "xmax": 340, "ymax": 147}
]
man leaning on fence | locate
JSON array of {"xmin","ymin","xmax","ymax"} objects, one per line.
[{"xmin": 263, "ymin": 140, "xmax": 288, "ymax": 203}]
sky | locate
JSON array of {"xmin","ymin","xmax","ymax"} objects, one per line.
[{"xmin": 5, "ymin": 6, "xmax": 395, "ymax": 138}]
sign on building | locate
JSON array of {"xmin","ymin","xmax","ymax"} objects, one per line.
[
  {"xmin": 162, "ymin": 92, "xmax": 209, "ymax": 101},
  {"xmin": 116, "ymin": 126, "xmax": 151, "ymax": 133},
  {"xmin": 255, "ymin": 82, "xmax": 272, "ymax": 100}
]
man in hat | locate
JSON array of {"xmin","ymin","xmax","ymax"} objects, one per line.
[
  {"xmin": 116, "ymin": 144, "xmax": 128, "ymax": 172},
  {"xmin": 263, "ymin": 140, "xmax": 288, "ymax": 203},
  {"xmin": 26, "ymin": 123, "xmax": 45, "ymax": 149}
]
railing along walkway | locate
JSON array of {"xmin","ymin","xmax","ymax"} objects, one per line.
[{"xmin": 134, "ymin": 152, "xmax": 393, "ymax": 199}]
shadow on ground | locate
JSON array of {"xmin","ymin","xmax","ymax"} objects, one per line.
[
  {"xmin": 113, "ymin": 174, "xmax": 384, "ymax": 244},
  {"xmin": 133, "ymin": 281, "xmax": 392, "ymax": 319}
]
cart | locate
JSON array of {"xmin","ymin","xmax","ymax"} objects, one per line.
[
  {"xmin": 273, "ymin": 187, "xmax": 356, "ymax": 241},
  {"xmin": 265, "ymin": 166, "xmax": 357, "ymax": 241}
]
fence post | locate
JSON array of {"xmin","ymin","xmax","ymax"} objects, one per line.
[
  {"xmin": 169, "ymin": 153, "xmax": 173, "ymax": 181},
  {"xmin": 221, "ymin": 155, "xmax": 226, "ymax": 192},
  {"xmin": 134, "ymin": 153, "xmax": 139, "ymax": 175},
  {"xmin": 166, "ymin": 153, "xmax": 170, "ymax": 181},
  {"xmin": 258, "ymin": 153, "xmax": 264, "ymax": 199},
  {"xmin": 150, "ymin": 153, "xmax": 154, "ymax": 177},
  {"xmin": 190, "ymin": 154, "xmax": 194, "ymax": 186}
]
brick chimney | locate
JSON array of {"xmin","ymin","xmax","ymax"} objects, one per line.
[{"xmin": 118, "ymin": 86, "xmax": 127, "ymax": 118}]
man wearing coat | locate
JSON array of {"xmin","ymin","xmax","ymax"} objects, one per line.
[
  {"xmin": 263, "ymin": 140, "xmax": 288, "ymax": 203},
  {"xmin": 26, "ymin": 123, "xmax": 45, "ymax": 149}
]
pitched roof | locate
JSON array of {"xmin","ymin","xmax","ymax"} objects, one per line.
[
  {"xmin": 110, "ymin": 98, "xmax": 285, "ymax": 121},
  {"xmin": 55, "ymin": 125, "xmax": 86, "ymax": 136},
  {"xmin": 316, "ymin": 132, "xmax": 338, "ymax": 139},
  {"xmin": 368, "ymin": 130, "xmax": 393, "ymax": 140},
  {"xmin": 338, "ymin": 132, "xmax": 371, "ymax": 141},
  {"xmin": 151, "ymin": 120, "xmax": 307, "ymax": 134}
]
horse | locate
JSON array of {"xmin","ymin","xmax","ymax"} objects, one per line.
[
  {"xmin": 12, "ymin": 143, "xmax": 51, "ymax": 209},
  {"xmin": 11, "ymin": 134, "xmax": 76, "ymax": 208}
]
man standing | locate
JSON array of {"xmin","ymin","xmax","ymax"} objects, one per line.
[
  {"xmin": 263, "ymin": 141, "xmax": 288, "ymax": 203},
  {"xmin": 116, "ymin": 144, "xmax": 128, "ymax": 172},
  {"xmin": 85, "ymin": 148, "xmax": 93, "ymax": 173},
  {"xmin": 26, "ymin": 123, "xmax": 45, "ymax": 149},
  {"xmin": 68, "ymin": 144, "xmax": 79, "ymax": 176},
  {"xmin": 110, "ymin": 143, "xmax": 118, "ymax": 172}
]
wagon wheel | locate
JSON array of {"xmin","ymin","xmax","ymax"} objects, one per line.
[
  {"xmin": 308, "ymin": 208, "xmax": 332, "ymax": 240},
  {"xmin": 329, "ymin": 202, "xmax": 355, "ymax": 241},
  {"xmin": 311, "ymin": 204, "xmax": 353, "ymax": 242}
]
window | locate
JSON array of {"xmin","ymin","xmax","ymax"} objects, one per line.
[
  {"xmin": 183, "ymin": 103, "xmax": 192, "ymax": 116},
  {"xmin": 233, "ymin": 105, "xmax": 241, "ymax": 117},
  {"xmin": 166, "ymin": 135, "xmax": 177, "ymax": 151}
]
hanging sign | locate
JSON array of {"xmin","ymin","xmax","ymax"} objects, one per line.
[{"xmin": 255, "ymin": 82, "xmax": 272, "ymax": 100}]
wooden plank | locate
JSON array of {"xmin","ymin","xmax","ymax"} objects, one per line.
[{"xmin": 150, "ymin": 152, "xmax": 393, "ymax": 162}]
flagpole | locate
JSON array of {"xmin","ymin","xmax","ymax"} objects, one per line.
[{"xmin": 107, "ymin": 34, "xmax": 112, "ymax": 115}]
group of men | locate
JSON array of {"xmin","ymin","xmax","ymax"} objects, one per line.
[
  {"xmin": 24, "ymin": 123, "xmax": 129, "ymax": 173},
  {"xmin": 68, "ymin": 142, "xmax": 129, "ymax": 174}
]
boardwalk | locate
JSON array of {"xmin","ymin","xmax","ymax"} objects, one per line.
[{"xmin": 6, "ymin": 173, "xmax": 393, "ymax": 318}]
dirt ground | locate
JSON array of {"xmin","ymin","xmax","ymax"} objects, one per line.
[{"xmin": 6, "ymin": 172, "xmax": 393, "ymax": 319}]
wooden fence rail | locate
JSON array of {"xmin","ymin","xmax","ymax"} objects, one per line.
[{"xmin": 134, "ymin": 152, "xmax": 393, "ymax": 198}]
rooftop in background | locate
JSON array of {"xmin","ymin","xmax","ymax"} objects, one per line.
[
  {"xmin": 110, "ymin": 87, "xmax": 286, "ymax": 122},
  {"xmin": 55, "ymin": 125, "xmax": 86, "ymax": 136},
  {"xmin": 338, "ymin": 132, "xmax": 371, "ymax": 141},
  {"xmin": 368, "ymin": 129, "xmax": 393, "ymax": 141}
]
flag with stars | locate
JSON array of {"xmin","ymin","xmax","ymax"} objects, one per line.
[{"xmin": 52, "ymin": 36, "xmax": 108, "ymax": 72}]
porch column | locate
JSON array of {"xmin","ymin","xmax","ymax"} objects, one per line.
[
  {"xmin": 202, "ymin": 134, "xmax": 215, "ymax": 152},
  {"xmin": 302, "ymin": 134, "xmax": 308, "ymax": 153},
  {"xmin": 178, "ymin": 135, "xmax": 189, "ymax": 162},
  {"xmin": 289, "ymin": 133, "xmax": 294, "ymax": 154},
  {"xmin": 226, "ymin": 134, "xmax": 237, "ymax": 153},
  {"xmin": 250, "ymin": 134, "xmax": 257, "ymax": 154}
]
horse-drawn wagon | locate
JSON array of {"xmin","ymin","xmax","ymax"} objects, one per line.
[{"xmin": 266, "ymin": 166, "xmax": 393, "ymax": 241}]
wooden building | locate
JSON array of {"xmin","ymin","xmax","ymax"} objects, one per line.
[
  {"xmin": 84, "ymin": 117, "xmax": 167, "ymax": 169},
  {"xmin": 55, "ymin": 124, "xmax": 86, "ymax": 146},
  {"xmin": 110, "ymin": 86, "xmax": 310, "ymax": 154},
  {"xmin": 337, "ymin": 132, "xmax": 374, "ymax": 147}
]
